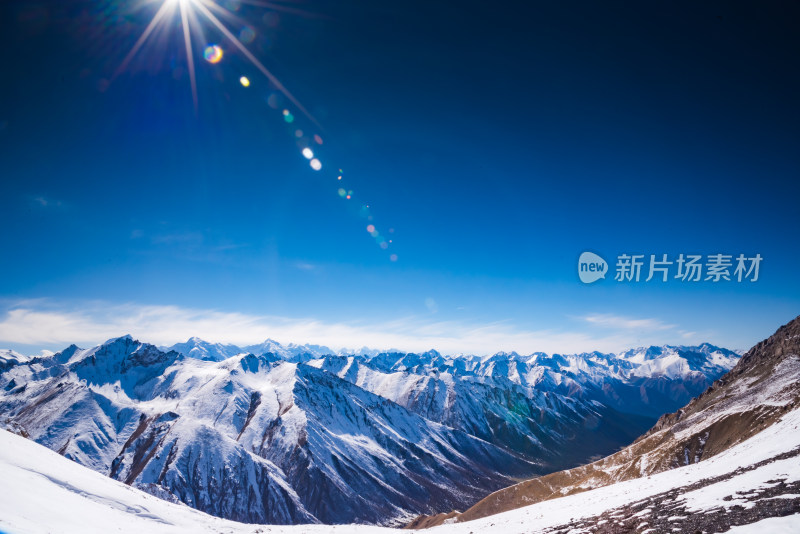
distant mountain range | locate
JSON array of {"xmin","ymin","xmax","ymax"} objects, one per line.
[
  {"xmin": 0, "ymin": 336, "xmax": 739, "ymax": 525},
  {"xmin": 167, "ymin": 337, "xmax": 740, "ymax": 420},
  {"xmin": 162, "ymin": 337, "xmax": 383, "ymax": 362}
]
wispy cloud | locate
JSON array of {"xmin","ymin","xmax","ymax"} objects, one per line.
[
  {"xmin": 294, "ymin": 261, "xmax": 317, "ymax": 271},
  {"xmin": 212, "ymin": 243, "xmax": 248, "ymax": 252},
  {"xmin": 0, "ymin": 300, "xmax": 698, "ymax": 356},
  {"xmin": 424, "ymin": 297, "xmax": 438, "ymax": 313},
  {"xmin": 582, "ymin": 313, "xmax": 676, "ymax": 331},
  {"xmin": 151, "ymin": 232, "xmax": 205, "ymax": 246},
  {"xmin": 30, "ymin": 196, "xmax": 64, "ymax": 209}
]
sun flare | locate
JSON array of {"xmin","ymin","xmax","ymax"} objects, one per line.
[{"xmin": 115, "ymin": 0, "xmax": 316, "ymax": 124}]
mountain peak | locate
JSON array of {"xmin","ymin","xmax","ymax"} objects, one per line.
[{"xmin": 102, "ymin": 334, "xmax": 135, "ymax": 346}]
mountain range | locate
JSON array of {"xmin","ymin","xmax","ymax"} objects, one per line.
[
  {"xmin": 1, "ymin": 317, "xmax": 799, "ymax": 533},
  {"xmin": 0, "ymin": 336, "xmax": 739, "ymax": 525}
]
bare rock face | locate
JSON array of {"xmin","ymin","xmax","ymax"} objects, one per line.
[{"xmin": 410, "ymin": 315, "xmax": 800, "ymax": 528}]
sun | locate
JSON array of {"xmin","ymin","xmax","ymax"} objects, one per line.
[
  {"xmin": 115, "ymin": 0, "xmax": 316, "ymax": 124},
  {"xmin": 111, "ymin": 0, "xmax": 398, "ymax": 259}
]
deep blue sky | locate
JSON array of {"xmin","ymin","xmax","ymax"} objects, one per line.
[{"xmin": 1, "ymin": 0, "xmax": 798, "ymax": 354}]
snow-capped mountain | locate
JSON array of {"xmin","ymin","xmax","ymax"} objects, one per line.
[
  {"xmin": 242, "ymin": 339, "xmax": 336, "ymax": 362},
  {"xmin": 0, "ymin": 348, "xmax": 29, "ymax": 371},
  {"xmin": 164, "ymin": 337, "xmax": 244, "ymax": 361},
  {"xmin": 618, "ymin": 342, "xmax": 740, "ymax": 379},
  {"xmin": 1, "ymin": 316, "xmax": 798, "ymax": 534},
  {"xmin": 163, "ymin": 338, "xmax": 341, "ymax": 363},
  {"xmin": 304, "ymin": 352, "xmax": 655, "ymax": 471},
  {"xmin": 0, "ymin": 335, "xmax": 740, "ymax": 526},
  {"xmin": 414, "ymin": 315, "xmax": 800, "ymax": 530},
  {"xmin": 0, "ymin": 337, "xmax": 533, "ymax": 525}
]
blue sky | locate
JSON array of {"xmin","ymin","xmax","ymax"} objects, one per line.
[{"xmin": 1, "ymin": 0, "xmax": 798, "ymax": 355}]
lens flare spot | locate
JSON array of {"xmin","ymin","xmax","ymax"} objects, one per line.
[
  {"xmin": 366, "ymin": 225, "xmax": 375, "ymax": 233},
  {"xmin": 338, "ymin": 188, "xmax": 346, "ymax": 197},
  {"xmin": 390, "ymin": 254, "xmax": 398, "ymax": 262},
  {"xmin": 302, "ymin": 148, "xmax": 314, "ymax": 159},
  {"xmin": 239, "ymin": 27, "xmax": 256, "ymax": 44},
  {"xmin": 203, "ymin": 45, "xmax": 223, "ymax": 64},
  {"xmin": 380, "ymin": 242, "xmax": 389, "ymax": 249},
  {"xmin": 346, "ymin": 195, "xmax": 351, "ymax": 199},
  {"xmin": 310, "ymin": 158, "xmax": 322, "ymax": 171},
  {"xmin": 239, "ymin": 76, "xmax": 250, "ymax": 87},
  {"xmin": 337, "ymin": 175, "xmax": 342, "ymax": 180},
  {"xmin": 314, "ymin": 134, "xmax": 323, "ymax": 145}
]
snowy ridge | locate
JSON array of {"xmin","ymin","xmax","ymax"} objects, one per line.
[
  {"xmin": 164, "ymin": 337, "xmax": 739, "ymax": 383},
  {"xmin": 169, "ymin": 337, "xmax": 740, "ymax": 420},
  {"xmin": 165, "ymin": 337, "xmax": 244, "ymax": 362},
  {"xmin": 0, "ymin": 348, "xmax": 29, "ymax": 370}
]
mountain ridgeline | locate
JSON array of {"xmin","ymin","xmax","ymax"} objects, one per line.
[{"xmin": 0, "ymin": 336, "xmax": 739, "ymax": 525}]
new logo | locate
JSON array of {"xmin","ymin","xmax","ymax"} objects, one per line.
[{"xmin": 578, "ymin": 252, "xmax": 607, "ymax": 284}]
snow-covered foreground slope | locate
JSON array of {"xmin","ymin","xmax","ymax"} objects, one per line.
[
  {"xmin": 0, "ymin": 427, "xmax": 388, "ymax": 534},
  {"xmin": 2, "ymin": 405, "xmax": 799, "ymax": 533}
]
